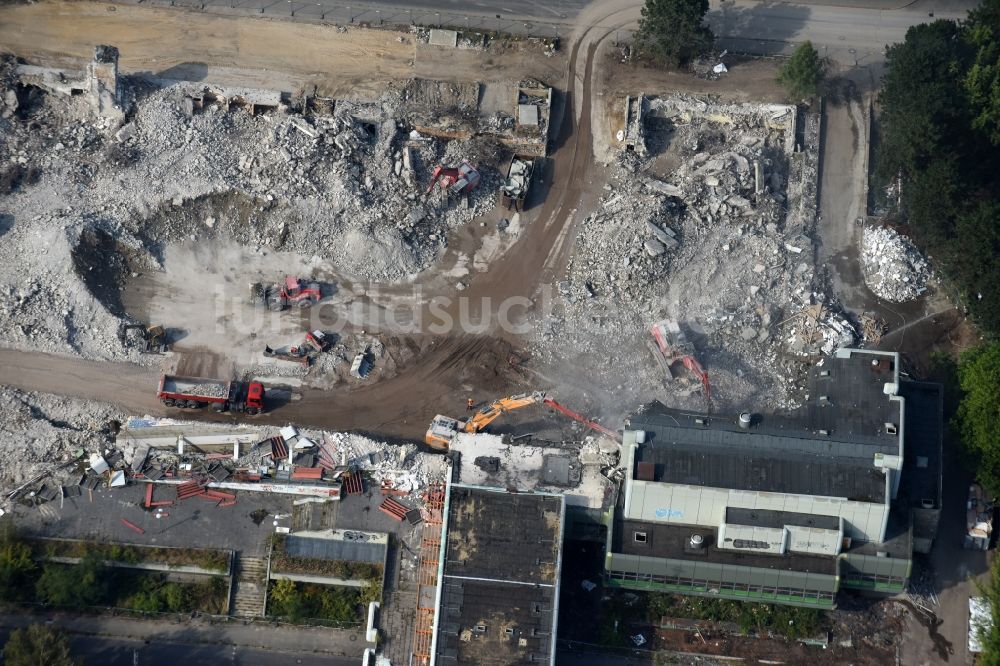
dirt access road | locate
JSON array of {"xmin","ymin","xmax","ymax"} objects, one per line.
[{"xmin": 0, "ymin": 1, "xmax": 643, "ymax": 440}]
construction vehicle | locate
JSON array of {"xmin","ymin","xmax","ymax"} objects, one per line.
[
  {"xmin": 649, "ymin": 320, "xmax": 711, "ymax": 404},
  {"xmin": 425, "ymin": 391, "xmax": 619, "ymax": 450},
  {"xmin": 425, "ymin": 161, "xmax": 481, "ymax": 196},
  {"xmin": 263, "ymin": 330, "xmax": 332, "ymax": 366},
  {"xmin": 157, "ymin": 375, "xmax": 266, "ymax": 415},
  {"xmin": 263, "ymin": 344, "xmax": 310, "ymax": 366},
  {"xmin": 304, "ymin": 330, "xmax": 331, "ymax": 352},
  {"xmin": 118, "ymin": 323, "xmax": 169, "ymax": 354},
  {"xmin": 249, "ymin": 276, "xmax": 321, "ymax": 311},
  {"xmin": 499, "ymin": 154, "xmax": 536, "ymax": 211}
]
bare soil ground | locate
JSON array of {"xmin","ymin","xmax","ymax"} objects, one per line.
[{"xmin": 0, "ymin": 1, "xmax": 565, "ymax": 97}]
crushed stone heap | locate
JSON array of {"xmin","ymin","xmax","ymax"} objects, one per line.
[{"xmin": 862, "ymin": 226, "xmax": 930, "ymax": 302}]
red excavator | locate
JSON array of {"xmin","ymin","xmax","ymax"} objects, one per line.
[
  {"xmin": 249, "ymin": 276, "xmax": 322, "ymax": 311},
  {"xmin": 650, "ymin": 319, "xmax": 711, "ymax": 406},
  {"xmin": 425, "ymin": 391, "xmax": 619, "ymax": 449},
  {"xmin": 425, "ymin": 161, "xmax": 481, "ymax": 196}
]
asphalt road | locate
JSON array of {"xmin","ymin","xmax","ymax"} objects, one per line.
[
  {"xmin": 114, "ymin": 0, "xmax": 978, "ymax": 54},
  {"xmin": 0, "ymin": 613, "xmax": 365, "ymax": 665},
  {"xmin": 7, "ymin": 633, "xmax": 357, "ymax": 666}
]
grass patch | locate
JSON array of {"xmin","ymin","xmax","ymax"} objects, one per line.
[
  {"xmin": 266, "ymin": 579, "xmax": 374, "ymax": 625},
  {"xmin": 647, "ymin": 593, "xmax": 827, "ymax": 639},
  {"xmin": 30, "ymin": 538, "xmax": 229, "ymax": 572},
  {"xmin": 270, "ymin": 535, "xmax": 382, "ymax": 581}
]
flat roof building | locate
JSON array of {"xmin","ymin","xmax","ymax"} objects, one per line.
[
  {"xmin": 431, "ymin": 484, "xmax": 565, "ymax": 665},
  {"xmin": 606, "ymin": 348, "xmax": 942, "ymax": 608}
]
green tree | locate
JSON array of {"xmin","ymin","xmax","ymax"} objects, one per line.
[
  {"xmin": 0, "ymin": 529, "xmax": 36, "ymax": 602},
  {"xmin": 974, "ymin": 558, "xmax": 1000, "ymax": 664},
  {"xmin": 1, "ymin": 624, "xmax": 79, "ymax": 666},
  {"xmin": 876, "ymin": 20, "xmax": 968, "ymax": 185},
  {"xmin": 268, "ymin": 578, "xmax": 304, "ymax": 621},
  {"xmin": 874, "ymin": 11, "xmax": 1000, "ymax": 337},
  {"xmin": 964, "ymin": 0, "xmax": 1000, "ymax": 145},
  {"xmin": 778, "ymin": 41, "xmax": 825, "ymax": 99},
  {"xmin": 634, "ymin": 0, "xmax": 713, "ymax": 68},
  {"xmin": 36, "ymin": 553, "xmax": 108, "ymax": 608},
  {"xmin": 957, "ymin": 343, "xmax": 1000, "ymax": 497}
]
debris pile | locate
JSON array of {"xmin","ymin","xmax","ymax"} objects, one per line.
[
  {"xmin": 0, "ymin": 386, "xmax": 123, "ymax": 505},
  {"xmin": 862, "ymin": 226, "xmax": 930, "ymax": 302},
  {"xmin": 0, "ymin": 54, "xmax": 517, "ymax": 361},
  {"xmin": 535, "ymin": 95, "xmax": 826, "ymax": 410}
]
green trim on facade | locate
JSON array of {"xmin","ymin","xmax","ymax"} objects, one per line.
[{"xmin": 606, "ymin": 577, "xmax": 836, "ymax": 609}]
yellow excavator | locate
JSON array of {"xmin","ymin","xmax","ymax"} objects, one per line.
[{"xmin": 425, "ymin": 391, "xmax": 619, "ymax": 450}]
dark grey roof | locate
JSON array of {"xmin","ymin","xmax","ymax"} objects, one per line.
[
  {"xmin": 898, "ymin": 380, "xmax": 943, "ymax": 508},
  {"xmin": 625, "ymin": 351, "xmax": 904, "ymax": 502},
  {"xmin": 285, "ymin": 534, "xmax": 386, "ymax": 564},
  {"xmin": 613, "ymin": 520, "xmax": 838, "ymax": 575},
  {"xmin": 725, "ymin": 508, "xmax": 840, "ymax": 531},
  {"xmin": 635, "ymin": 438, "xmax": 886, "ymax": 502},
  {"xmin": 443, "ymin": 486, "xmax": 562, "ymax": 584},
  {"xmin": 436, "ymin": 486, "xmax": 563, "ymax": 666},
  {"xmin": 628, "ymin": 350, "xmax": 902, "ymax": 453},
  {"xmin": 435, "ymin": 579, "xmax": 556, "ymax": 665}
]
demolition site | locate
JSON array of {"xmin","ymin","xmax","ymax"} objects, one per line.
[{"xmin": 0, "ymin": 3, "xmax": 969, "ymax": 666}]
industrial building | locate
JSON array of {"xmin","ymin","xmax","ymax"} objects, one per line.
[
  {"xmin": 605, "ymin": 348, "xmax": 942, "ymax": 608},
  {"xmin": 430, "ymin": 484, "xmax": 565, "ymax": 665}
]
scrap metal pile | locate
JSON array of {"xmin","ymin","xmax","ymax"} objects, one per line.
[{"xmin": 862, "ymin": 226, "xmax": 930, "ymax": 302}]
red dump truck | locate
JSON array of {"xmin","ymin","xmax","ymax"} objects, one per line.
[{"xmin": 157, "ymin": 375, "xmax": 266, "ymax": 415}]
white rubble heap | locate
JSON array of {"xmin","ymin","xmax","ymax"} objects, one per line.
[
  {"xmin": 0, "ymin": 386, "xmax": 123, "ymax": 502},
  {"xmin": 0, "ymin": 59, "xmax": 503, "ymax": 361},
  {"xmin": 535, "ymin": 95, "xmax": 850, "ymax": 410},
  {"xmin": 862, "ymin": 226, "xmax": 930, "ymax": 302}
]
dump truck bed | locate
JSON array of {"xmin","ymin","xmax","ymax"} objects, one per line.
[{"xmin": 159, "ymin": 375, "xmax": 232, "ymax": 400}]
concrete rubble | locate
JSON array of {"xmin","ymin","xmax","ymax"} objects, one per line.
[
  {"xmin": 0, "ymin": 50, "xmax": 535, "ymax": 362},
  {"xmin": 862, "ymin": 226, "xmax": 930, "ymax": 302},
  {"xmin": 534, "ymin": 94, "xmax": 829, "ymax": 411},
  {"xmin": 1, "ymin": 389, "xmax": 447, "ymax": 514},
  {"xmin": 0, "ymin": 386, "xmax": 124, "ymax": 506}
]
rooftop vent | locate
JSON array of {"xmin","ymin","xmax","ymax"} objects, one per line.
[
  {"xmin": 689, "ymin": 533, "xmax": 705, "ymax": 549},
  {"xmin": 695, "ymin": 418, "xmax": 707, "ymax": 426},
  {"xmin": 818, "ymin": 429, "xmax": 830, "ymax": 436},
  {"xmin": 885, "ymin": 423, "xmax": 898, "ymax": 435},
  {"xmin": 634, "ymin": 430, "xmax": 647, "ymax": 444},
  {"xmin": 820, "ymin": 370, "xmax": 831, "ymax": 377},
  {"xmin": 921, "ymin": 498, "xmax": 935, "ymax": 509},
  {"xmin": 738, "ymin": 412, "xmax": 752, "ymax": 430}
]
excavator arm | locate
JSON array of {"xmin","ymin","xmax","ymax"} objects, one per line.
[
  {"xmin": 425, "ymin": 391, "xmax": 620, "ymax": 449},
  {"xmin": 463, "ymin": 391, "xmax": 545, "ymax": 433}
]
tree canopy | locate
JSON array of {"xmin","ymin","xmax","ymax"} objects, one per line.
[
  {"xmin": 876, "ymin": 2, "xmax": 1000, "ymax": 335},
  {"xmin": 957, "ymin": 342, "xmax": 1000, "ymax": 497},
  {"xmin": 2, "ymin": 625, "xmax": 79, "ymax": 666},
  {"xmin": 778, "ymin": 41, "xmax": 825, "ymax": 99},
  {"xmin": 635, "ymin": 0, "xmax": 713, "ymax": 68}
]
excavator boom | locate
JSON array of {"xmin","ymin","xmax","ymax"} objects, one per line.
[
  {"xmin": 463, "ymin": 391, "xmax": 545, "ymax": 433},
  {"xmin": 424, "ymin": 391, "xmax": 620, "ymax": 449},
  {"xmin": 542, "ymin": 398, "xmax": 619, "ymax": 440}
]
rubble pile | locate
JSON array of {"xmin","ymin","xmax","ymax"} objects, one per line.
[
  {"xmin": 0, "ymin": 386, "xmax": 122, "ymax": 503},
  {"xmin": 535, "ymin": 96, "xmax": 834, "ymax": 410},
  {"xmin": 862, "ymin": 226, "xmax": 930, "ymax": 302},
  {"xmin": 0, "ymin": 63, "xmax": 506, "ymax": 360}
]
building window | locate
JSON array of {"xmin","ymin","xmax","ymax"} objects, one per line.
[{"xmin": 634, "ymin": 531, "xmax": 647, "ymax": 543}]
